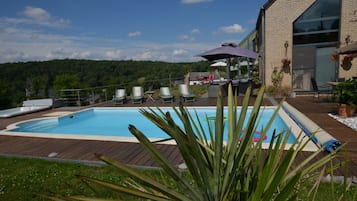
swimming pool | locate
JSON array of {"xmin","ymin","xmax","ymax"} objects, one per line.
[{"xmin": 4, "ymin": 106, "xmax": 303, "ymax": 144}]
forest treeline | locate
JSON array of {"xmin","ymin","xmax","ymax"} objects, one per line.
[{"xmin": 0, "ymin": 59, "xmax": 210, "ymax": 109}]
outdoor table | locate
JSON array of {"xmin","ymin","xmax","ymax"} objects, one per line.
[
  {"xmin": 208, "ymin": 83, "xmax": 228, "ymax": 97},
  {"xmin": 145, "ymin": 90, "xmax": 155, "ymax": 102},
  {"xmin": 326, "ymin": 82, "xmax": 342, "ymax": 100},
  {"xmin": 326, "ymin": 81, "xmax": 340, "ymax": 86}
]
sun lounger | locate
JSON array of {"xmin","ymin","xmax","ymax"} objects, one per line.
[
  {"xmin": 131, "ymin": 86, "xmax": 144, "ymax": 104},
  {"xmin": 0, "ymin": 98, "xmax": 53, "ymax": 118},
  {"xmin": 113, "ymin": 89, "xmax": 126, "ymax": 104},
  {"xmin": 178, "ymin": 84, "xmax": 195, "ymax": 102},
  {"xmin": 159, "ymin": 87, "xmax": 174, "ymax": 103}
]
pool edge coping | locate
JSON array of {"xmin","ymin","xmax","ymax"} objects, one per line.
[{"xmin": 0, "ymin": 106, "xmax": 320, "ymax": 151}]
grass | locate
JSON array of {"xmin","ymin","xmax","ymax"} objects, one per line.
[
  {"xmin": 0, "ymin": 156, "xmax": 356, "ymax": 200},
  {"xmin": 0, "ymin": 156, "xmax": 144, "ymax": 200}
]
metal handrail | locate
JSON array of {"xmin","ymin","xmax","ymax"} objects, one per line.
[{"xmin": 55, "ymin": 76, "xmax": 183, "ymax": 106}]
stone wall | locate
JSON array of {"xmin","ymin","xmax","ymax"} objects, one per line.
[
  {"xmin": 263, "ymin": 0, "xmax": 357, "ymax": 87},
  {"xmin": 264, "ymin": 0, "xmax": 316, "ymax": 88},
  {"xmin": 339, "ymin": 0, "xmax": 357, "ymax": 79}
]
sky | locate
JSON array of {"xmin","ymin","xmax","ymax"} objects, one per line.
[{"xmin": 0, "ymin": 0, "xmax": 266, "ymax": 63}]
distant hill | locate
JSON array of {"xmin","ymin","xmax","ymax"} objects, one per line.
[{"xmin": 0, "ymin": 59, "xmax": 210, "ymax": 108}]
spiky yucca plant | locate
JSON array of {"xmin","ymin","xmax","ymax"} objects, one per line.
[{"xmin": 46, "ymin": 85, "xmax": 338, "ymax": 201}]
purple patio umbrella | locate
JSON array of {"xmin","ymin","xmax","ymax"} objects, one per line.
[{"xmin": 197, "ymin": 42, "xmax": 259, "ymax": 79}]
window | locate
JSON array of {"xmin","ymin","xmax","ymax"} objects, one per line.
[{"xmin": 293, "ymin": 0, "xmax": 340, "ymax": 45}]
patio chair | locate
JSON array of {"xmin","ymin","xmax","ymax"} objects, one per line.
[
  {"xmin": 231, "ymin": 79, "xmax": 239, "ymax": 95},
  {"xmin": 113, "ymin": 89, "xmax": 126, "ymax": 104},
  {"xmin": 159, "ymin": 87, "xmax": 174, "ymax": 103},
  {"xmin": 238, "ymin": 79, "xmax": 251, "ymax": 96},
  {"xmin": 131, "ymin": 86, "xmax": 144, "ymax": 104},
  {"xmin": 178, "ymin": 84, "xmax": 195, "ymax": 102},
  {"xmin": 310, "ymin": 77, "xmax": 332, "ymax": 102}
]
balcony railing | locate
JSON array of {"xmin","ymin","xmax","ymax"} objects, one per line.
[{"xmin": 54, "ymin": 76, "xmax": 183, "ymax": 107}]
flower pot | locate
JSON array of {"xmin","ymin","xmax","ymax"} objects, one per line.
[
  {"xmin": 338, "ymin": 104, "xmax": 356, "ymax": 117},
  {"xmin": 338, "ymin": 104, "xmax": 348, "ymax": 117},
  {"xmin": 346, "ymin": 105, "xmax": 356, "ymax": 117}
]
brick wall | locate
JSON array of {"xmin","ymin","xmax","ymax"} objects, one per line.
[
  {"xmin": 339, "ymin": 0, "xmax": 357, "ymax": 79},
  {"xmin": 264, "ymin": 0, "xmax": 316, "ymax": 88},
  {"xmin": 263, "ymin": 0, "xmax": 356, "ymax": 88}
]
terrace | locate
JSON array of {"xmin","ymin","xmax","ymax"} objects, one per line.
[{"xmin": 0, "ymin": 94, "xmax": 356, "ymax": 178}]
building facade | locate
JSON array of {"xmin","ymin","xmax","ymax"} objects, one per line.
[{"xmin": 256, "ymin": 0, "xmax": 357, "ymax": 91}]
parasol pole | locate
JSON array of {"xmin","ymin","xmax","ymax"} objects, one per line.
[{"xmin": 226, "ymin": 58, "xmax": 230, "ymax": 80}]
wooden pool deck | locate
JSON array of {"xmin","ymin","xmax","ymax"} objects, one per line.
[{"xmin": 0, "ymin": 96, "xmax": 356, "ymax": 177}]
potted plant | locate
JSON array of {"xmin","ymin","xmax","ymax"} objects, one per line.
[{"xmin": 334, "ymin": 79, "xmax": 357, "ymax": 117}]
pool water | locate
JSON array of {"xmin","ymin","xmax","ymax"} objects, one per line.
[{"xmin": 10, "ymin": 107, "xmax": 296, "ymax": 143}]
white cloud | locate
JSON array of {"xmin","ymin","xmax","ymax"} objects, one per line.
[
  {"xmin": 0, "ymin": 6, "xmax": 70, "ymax": 28},
  {"xmin": 24, "ymin": 6, "xmax": 50, "ymax": 22},
  {"xmin": 220, "ymin": 24, "xmax": 245, "ymax": 34},
  {"xmin": 137, "ymin": 51, "xmax": 155, "ymax": 60},
  {"xmin": 0, "ymin": 20, "xmax": 217, "ymax": 63},
  {"xmin": 0, "ymin": 48, "xmax": 29, "ymax": 62},
  {"xmin": 191, "ymin": 28, "xmax": 200, "ymax": 34},
  {"xmin": 128, "ymin": 31, "xmax": 141, "ymax": 37},
  {"xmin": 181, "ymin": 0, "xmax": 212, "ymax": 4},
  {"xmin": 173, "ymin": 49, "xmax": 187, "ymax": 56},
  {"xmin": 180, "ymin": 34, "xmax": 195, "ymax": 42},
  {"xmin": 105, "ymin": 50, "xmax": 123, "ymax": 59},
  {"xmin": 179, "ymin": 28, "xmax": 200, "ymax": 42}
]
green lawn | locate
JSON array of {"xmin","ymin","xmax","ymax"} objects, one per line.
[
  {"xmin": 0, "ymin": 156, "xmax": 148, "ymax": 200},
  {"xmin": 0, "ymin": 156, "xmax": 356, "ymax": 201}
]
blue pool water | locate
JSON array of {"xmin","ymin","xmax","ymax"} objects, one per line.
[{"xmin": 10, "ymin": 107, "xmax": 295, "ymax": 143}]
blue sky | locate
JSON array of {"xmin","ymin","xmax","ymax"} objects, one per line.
[{"xmin": 0, "ymin": 0, "xmax": 266, "ymax": 63}]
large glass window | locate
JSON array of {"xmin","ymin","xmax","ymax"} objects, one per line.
[
  {"xmin": 292, "ymin": 0, "xmax": 340, "ymax": 91},
  {"xmin": 293, "ymin": 0, "xmax": 340, "ymax": 45}
]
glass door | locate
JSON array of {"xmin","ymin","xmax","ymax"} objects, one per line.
[
  {"xmin": 315, "ymin": 47, "xmax": 336, "ymax": 86},
  {"xmin": 292, "ymin": 46, "xmax": 315, "ymax": 91}
]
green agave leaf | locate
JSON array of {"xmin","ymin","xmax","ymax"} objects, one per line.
[
  {"xmin": 171, "ymin": 107, "xmax": 214, "ymax": 199},
  {"xmin": 35, "ymin": 193, "xmax": 74, "ymax": 201},
  {"xmin": 251, "ymin": 130, "xmax": 284, "ymax": 201},
  {"xmin": 227, "ymin": 83, "xmax": 236, "ymax": 149},
  {"xmin": 213, "ymin": 88, "xmax": 224, "ymax": 200},
  {"xmin": 221, "ymin": 86, "xmax": 265, "ymax": 200},
  {"xmin": 126, "ymin": 127, "xmax": 203, "ymax": 201},
  {"xmin": 307, "ymin": 167, "xmax": 326, "ymax": 200},
  {"xmin": 70, "ymin": 195, "xmax": 125, "ymax": 201},
  {"xmin": 222, "ymin": 86, "xmax": 266, "ymax": 200},
  {"xmin": 262, "ymin": 148, "xmax": 297, "ymax": 200},
  {"xmin": 274, "ymin": 171, "xmax": 302, "ymax": 201},
  {"xmin": 284, "ymin": 146, "xmax": 339, "ymax": 183},
  {"xmin": 274, "ymin": 172, "xmax": 302, "ymax": 201},
  {"xmin": 140, "ymin": 108, "xmax": 210, "ymax": 192}
]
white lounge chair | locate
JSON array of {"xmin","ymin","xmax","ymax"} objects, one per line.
[
  {"xmin": 131, "ymin": 86, "xmax": 144, "ymax": 104},
  {"xmin": 178, "ymin": 84, "xmax": 195, "ymax": 102},
  {"xmin": 159, "ymin": 87, "xmax": 174, "ymax": 103},
  {"xmin": 113, "ymin": 89, "xmax": 126, "ymax": 104},
  {"xmin": 0, "ymin": 98, "xmax": 53, "ymax": 118}
]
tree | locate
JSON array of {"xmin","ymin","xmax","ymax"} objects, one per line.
[
  {"xmin": 53, "ymin": 74, "xmax": 81, "ymax": 91},
  {"xmin": 0, "ymin": 79, "xmax": 11, "ymax": 109}
]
